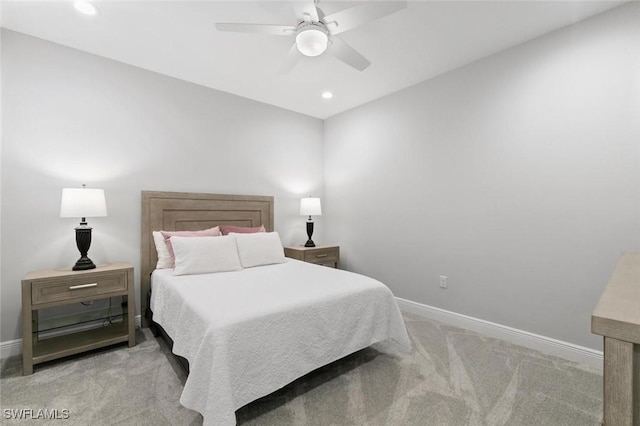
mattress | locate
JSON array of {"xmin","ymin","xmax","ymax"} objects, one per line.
[{"xmin": 150, "ymin": 258, "xmax": 411, "ymax": 425}]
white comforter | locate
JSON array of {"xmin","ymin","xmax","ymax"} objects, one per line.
[{"xmin": 150, "ymin": 258, "xmax": 411, "ymax": 425}]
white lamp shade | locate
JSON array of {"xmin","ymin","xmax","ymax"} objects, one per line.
[
  {"xmin": 60, "ymin": 188, "xmax": 107, "ymax": 218},
  {"xmin": 296, "ymin": 27, "xmax": 328, "ymax": 57},
  {"xmin": 300, "ymin": 197, "xmax": 322, "ymax": 216}
]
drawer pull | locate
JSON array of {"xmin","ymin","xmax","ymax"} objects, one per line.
[
  {"xmin": 316, "ymin": 254, "xmax": 328, "ymax": 258},
  {"xmin": 69, "ymin": 283, "xmax": 98, "ymax": 290}
]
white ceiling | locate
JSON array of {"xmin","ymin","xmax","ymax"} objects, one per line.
[{"xmin": 0, "ymin": 0, "xmax": 626, "ymax": 119}]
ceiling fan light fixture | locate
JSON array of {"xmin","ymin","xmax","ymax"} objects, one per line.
[{"xmin": 296, "ymin": 26, "xmax": 328, "ymax": 57}]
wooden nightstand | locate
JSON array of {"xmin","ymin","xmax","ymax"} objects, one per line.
[
  {"xmin": 21, "ymin": 262, "xmax": 135, "ymax": 375},
  {"xmin": 284, "ymin": 245, "xmax": 340, "ymax": 268}
]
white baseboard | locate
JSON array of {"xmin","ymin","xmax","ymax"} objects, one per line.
[
  {"xmin": 0, "ymin": 315, "xmax": 142, "ymax": 360},
  {"xmin": 396, "ymin": 297, "xmax": 603, "ymax": 370},
  {"xmin": 0, "ymin": 338, "xmax": 22, "ymax": 360}
]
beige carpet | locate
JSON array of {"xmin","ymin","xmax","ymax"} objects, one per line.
[{"xmin": 1, "ymin": 312, "xmax": 602, "ymax": 425}]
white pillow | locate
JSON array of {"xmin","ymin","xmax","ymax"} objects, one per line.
[
  {"xmin": 171, "ymin": 235, "xmax": 242, "ymax": 276},
  {"xmin": 153, "ymin": 231, "xmax": 172, "ymax": 269},
  {"xmin": 232, "ymin": 231, "xmax": 286, "ymax": 268}
]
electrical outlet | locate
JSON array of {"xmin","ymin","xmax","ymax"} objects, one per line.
[{"xmin": 439, "ymin": 275, "xmax": 448, "ymax": 289}]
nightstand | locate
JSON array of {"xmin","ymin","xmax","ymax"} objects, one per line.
[
  {"xmin": 284, "ymin": 245, "xmax": 340, "ymax": 268},
  {"xmin": 21, "ymin": 262, "xmax": 135, "ymax": 375}
]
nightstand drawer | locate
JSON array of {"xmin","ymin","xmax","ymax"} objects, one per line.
[
  {"xmin": 304, "ymin": 247, "xmax": 338, "ymax": 264},
  {"xmin": 284, "ymin": 245, "xmax": 340, "ymax": 268},
  {"xmin": 31, "ymin": 272, "xmax": 126, "ymax": 305}
]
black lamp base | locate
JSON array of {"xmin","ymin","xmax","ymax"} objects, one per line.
[
  {"xmin": 73, "ymin": 256, "xmax": 96, "ymax": 271},
  {"xmin": 305, "ymin": 220, "xmax": 316, "ymax": 247},
  {"xmin": 73, "ymin": 224, "xmax": 96, "ymax": 271}
]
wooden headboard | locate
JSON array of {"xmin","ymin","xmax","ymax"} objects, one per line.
[{"xmin": 140, "ymin": 191, "xmax": 274, "ymax": 327}]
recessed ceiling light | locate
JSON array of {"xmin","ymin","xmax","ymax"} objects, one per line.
[
  {"xmin": 322, "ymin": 91, "xmax": 333, "ymax": 100},
  {"xmin": 74, "ymin": 1, "xmax": 99, "ymax": 16}
]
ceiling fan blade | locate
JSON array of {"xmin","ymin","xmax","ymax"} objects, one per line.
[
  {"xmin": 326, "ymin": 36, "xmax": 371, "ymax": 71},
  {"xmin": 278, "ymin": 43, "xmax": 301, "ymax": 75},
  {"xmin": 292, "ymin": 0, "xmax": 319, "ymax": 22},
  {"xmin": 215, "ymin": 23, "xmax": 296, "ymax": 36},
  {"xmin": 323, "ymin": 1, "xmax": 407, "ymax": 35}
]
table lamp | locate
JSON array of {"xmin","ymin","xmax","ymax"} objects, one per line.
[
  {"xmin": 60, "ymin": 184, "xmax": 107, "ymax": 270},
  {"xmin": 300, "ymin": 196, "xmax": 322, "ymax": 247}
]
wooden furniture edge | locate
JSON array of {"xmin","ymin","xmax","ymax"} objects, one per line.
[
  {"xmin": 592, "ymin": 315, "xmax": 640, "ymax": 346},
  {"xmin": 21, "ymin": 280, "xmax": 33, "ymax": 374},
  {"xmin": 591, "ymin": 251, "xmax": 640, "ymax": 426},
  {"xmin": 592, "ymin": 252, "xmax": 640, "ymax": 337},
  {"xmin": 23, "ymin": 262, "xmax": 133, "ymax": 281}
]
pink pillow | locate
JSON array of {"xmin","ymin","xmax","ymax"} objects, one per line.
[
  {"xmin": 161, "ymin": 226, "xmax": 221, "ymax": 267},
  {"xmin": 220, "ymin": 225, "xmax": 266, "ymax": 235}
]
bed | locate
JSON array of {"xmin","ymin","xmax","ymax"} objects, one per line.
[{"xmin": 141, "ymin": 191, "xmax": 411, "ymax": 425}]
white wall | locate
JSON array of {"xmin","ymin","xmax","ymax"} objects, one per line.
[
  {"xmin": 324, "ymin": 3, "xmax": 640, "ymax": 350},
  {"xmin": 0, "ymin": 30, "xmax": 324, "ymax": 342},
  {"xmin": 2, "ymin": 4, "xmax": 639, "ymax": 352}
]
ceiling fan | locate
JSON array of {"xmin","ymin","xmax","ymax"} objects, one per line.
[{"xmin": 215, "ymin": 0, "xmax": 407, "ymax": 73}]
